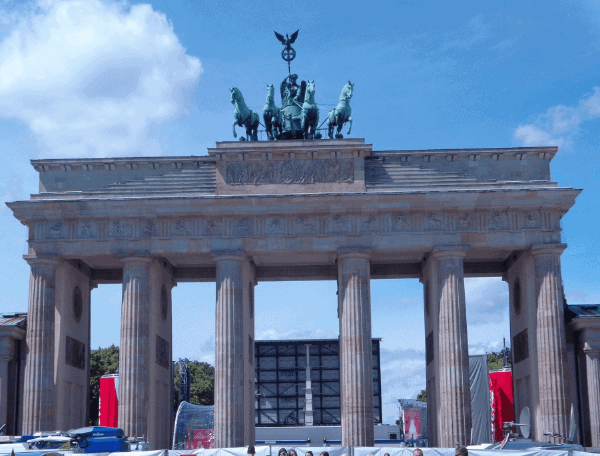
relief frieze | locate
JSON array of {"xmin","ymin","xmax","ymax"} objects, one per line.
[
  {"xmin": 108, "ymin": 220, "xmax": 133, "ymax": 238},
  {"xmin": 392, "ymin": 213, "xmax": 412, "ymax": 231},
  {"xmin": 358, "ymin": 215, "xmax": 381, "ymax": 234},
  {"xmin": 296, "ymin": 216, "xmax": 320, "ymax": 235},
  {"xmin": 522, "ymin": 211, "xmax": 541, "ymax": 229},
  {"xmin": 234, "ymin": 218, "xmax": 253, "ymax": 236},
  {"xmin": 202, "ymin": 218, "xmax": 225, "ymax": 236},
  {"xmin": 328, "ymin": 214, "xmax": 350, "ymax": 234},
  {"xmin": 225, "ymin": 159, "xmax": 354, "ymax": 185},
  {"xmin": 426, "ymin": 213, "xmax": 445, "ymax": 231},
  {"xmin": 140, "ymin": 219, "xmax": 158, "ymax": 237},
  {"xmin": 488, "ymin": 211, "xmax": 508, "ymax": 230},
  {"xmin": 457, "ymin": 212, "xmax": 476, "ymax": 231},
  {"xmin": 48, "ymin": 221, "xmax": 68, "ymax": 239},
  {"xmin": 78, "ymin": 222, "xmax": 98, "ymax": 239},
  {"xmin": 265, "ymin": 217, "xmax": 286, "ymax": 235}
]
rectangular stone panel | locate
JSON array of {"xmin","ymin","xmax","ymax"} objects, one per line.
[
  {"xmin": 513, "ymin": 328, "xmax": 529, "ymax": 364},
  {"xmin": 225, "ymin": 159, "xmax": 354, "ymax": 185},
  {"xmin": 426, "ymin": 331, "xmax": 434, "ymax": 365},
  {"xmin": 156, "ymin": 334, "xmax": 169, "ymax": 369},
  {"xmin": 65, "ymin": 336, "xmax": 86, "ymax": 370}
]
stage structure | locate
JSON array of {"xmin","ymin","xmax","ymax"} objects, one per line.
[
  {"xmin": 6, "ymin": 138, "xmax": 590, "ymax": 449},
  {"xmin": 254, "ymin": 338, "xmax": 382, "ymax": 427}
]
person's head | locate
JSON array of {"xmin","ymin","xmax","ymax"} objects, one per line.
[
  {"xmin": 247, "ymin": 446, "xmax": 256, "ymax": 456},
  {"xmin": 288, "ymin": 450, "xmax": 298, "ymax": 456},
  {"xmin": 278, "ymin": 449, "xmax": 287, "ymax": 456},
  {"xmin": 456, "ymin": 447, "xmax": 468, "ymax": 456},
  {"xmin": 306, "ymin": 452, "xmax": 313, "ymax": 456},
  {"xmin": 290, "ymin": 74, "xmax": 298, "ymax": 84},
  {"xmin": 320, "ymin": 452, "xmax": 329, "ymax": 456},
  {"xmin": 413, "ymin": 449, "xmax": 424, "ymax": 456},
  {"xmin": 384, "ymin": 453, "xmax": 391, "ymax": 456}
]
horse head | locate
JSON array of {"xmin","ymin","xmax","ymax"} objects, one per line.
[
  {"xmin": 340, "ymin": 80, "xmax": 354, "ymax": 101},
  {"xmin": 306, "ymin": 80, "xmax": 315, "ymax": 96},
  {"xmin": 266, "ymin": 84, "xmax": 274, "ymax": 102},
  {"xmin": 230, "ymin": 87, "xmax": 240, "ymax": 105}
]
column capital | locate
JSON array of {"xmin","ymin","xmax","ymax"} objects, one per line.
[
  {"xmin": 431, "ymin": 245, "xmax": 469, "ymax": 259},
  {"xmin": 530, "ymin": 243, "xmax": 567, "ymax": 256},
  {"xmin": 584, "ymin": 341, "xmax": 600, "ymax": 354},
  {"xmin": 337, "ymin": 248, "xmax": 371, "ymax": 261},
  {"xmin": 23, "ymin": 254, "xmax": 59, "ymax": 267},
  {"xmin": 212, "ymin": 250, "xmax": 247, "ymax": 263},
  {"xmin": 120, "ymin": 256, "xmax": 152, "ymax": 265}
]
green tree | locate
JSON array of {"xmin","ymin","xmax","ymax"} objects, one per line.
[
  {"xmin": 416, "ymin": 389, "xmax": 427, "ymax": 402},
  {"xmin": 89, "ymin": 345, "xmax": 119, "ymax": 424},
  {"xmin": 173, "ymin": 361, "xmax": 215, "ymax": 408},
  {"xmin": 488, "ymin": 351, "xmax": 512, "ymax": 371}
]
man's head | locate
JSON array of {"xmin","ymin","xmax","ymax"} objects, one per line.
[
  {"xmin": 306, "ymin": 452, "xmax": 313, "ymax": 456},
  {"xmin": 247, "ymin": 446, "xmax": 255, "ymax": 456},
  {"xmin": 413, "ymin": 449, "xmax": 424, "ymax": 456},
  {"xmin": 456, "ymin": 447, "xmax": 468, "ymax": 456}
]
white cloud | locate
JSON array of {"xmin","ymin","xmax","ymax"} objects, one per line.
[
  {"xmin": 0, "ymin": 0, "xmax": 202, "ymax": 157},
  {"xmin": 465, "ymin": 277, "xmax": 508, "ymax": 326},
  {"xmin": 514, "ymin": 87, "xmax": 600, "ymax": 147}
]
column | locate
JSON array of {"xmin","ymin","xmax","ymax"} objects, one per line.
[
  {"xmin": 532, "ymin": 244, "xmax": 569, "ymax": 441},
  {"xmin": 338, "ymin": 251, "xmax": 374, "ymax": 447},
  {"xmin": 22, "ymin": 257, "xmax": 58, "ymax": 434},
  {"xmin": 584, "ymin": 345, "xmax": 600, "ymax": 446},
  {"xmin": 0, "ymin": 336, "xmax": 14, "ymax": 432},
  {"xmin": 214, "ymin": 254, "xmax": 245, "ymax": 448},
  {"xmin": 434, "ymin": 248, "xmax": 471, "ymax": 447},
  {"xmin": 119, "ymin": 257, "xmax": 151, "ymax": 439}
]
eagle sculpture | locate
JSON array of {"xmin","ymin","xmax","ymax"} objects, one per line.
[{"xmin": 274, "ymin": 30, "xmax": 299, "ymax": 47}]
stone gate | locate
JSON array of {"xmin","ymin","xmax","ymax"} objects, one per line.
[{"xmin": 7, "ymin": 138, "xmax": 587, "ymax": 448}]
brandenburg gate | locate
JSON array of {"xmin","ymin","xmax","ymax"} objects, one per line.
[{"xmin": 7, "ymin": 139, "xmax": 586, "ymax": 448}]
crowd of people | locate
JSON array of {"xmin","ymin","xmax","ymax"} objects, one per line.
[{"xmin": 246, "ymin": 446, "xmax": 469, "ymax": 456}]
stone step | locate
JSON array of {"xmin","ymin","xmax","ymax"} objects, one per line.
[
  {"xmin": 107, "ymin": 179, "xmax": 216, "ymax": 188},
  {"xmin": 366, "ymin": 181, "xmax": 556, "ymax": 191},
  {"xmin": 84, "ymin": 186, "xmax": 216, "ymax": 196}
]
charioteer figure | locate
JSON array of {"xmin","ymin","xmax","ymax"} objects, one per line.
[{"xmin": 280, "ymin": 73, "xmax": 307, "ymax": 137}]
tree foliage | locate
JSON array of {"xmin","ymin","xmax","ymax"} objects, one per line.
[
  {"xmin": 89, "ymin": 345, "xmax": 119, "ymax": 424},
  {"xmin": 174, "ymin": 361, "xmax": 215, "ymax": 408},
  {"xmin": 88, "ymin": 347, "xmax": 215, "ymax": 424},
  {"xmin": 416, "ymin": 389, "xmax": 427, "ymax": 402},
  {"xmin": 488, "ymin": 351, "xmax": 512, "ymax": 372}
]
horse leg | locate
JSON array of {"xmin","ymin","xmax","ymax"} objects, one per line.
[
  {"xmin": 265, "ymin": 117, "xmax": 273, "ymax": 140},
  {"xmin": 347, "ymin": 116, "xmax": 352, "ymax": 135},
  {"xmin": 335, "ymin": 115, "xmax": 344, "ymax": 139},
  {"xmin": 232, "ymin": 119, "xmax": 238, "ymax": 138}
]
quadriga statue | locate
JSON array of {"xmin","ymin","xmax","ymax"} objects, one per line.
[
  {"xmin": 263, "ymin": 84, "xmax": 283, "ymax": 140},
  {"xmin": 230, "ymin": 87, "xmax": 259, "ymax": 141},
  {"xmin": 327, "ymin": 81, "xmax": 354, "ymax": 139}
]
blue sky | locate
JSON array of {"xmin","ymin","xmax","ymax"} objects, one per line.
[{"xmin": 1, "ymin": 0, "xmax": 599, "ymax": 425}]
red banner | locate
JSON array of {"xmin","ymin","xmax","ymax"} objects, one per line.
[
  {"xmin": 489, "ymin": 371, "xmax": 514, "ymax": 442},
  {"xmin": 99, "ymin": 375, "xmax": 119, "ymax": 427}
]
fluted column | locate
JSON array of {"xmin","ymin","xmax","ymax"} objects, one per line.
[
  {"xmin": 214, "ymin": 255, "xmax": 245, "ymax": 448},
  {"xmin": 0, "ymin": 336, "xmax": 14, "ymax": 432},
  {"xmin": 584, "ymin": 345, "xmax": 600, "ymax": 446},
  {"xmin": 532, "ymin": 244, "xmax": 568, "ymax": 441},
  {"xmin": 22, "ymin": 257, "xmax": 58, "ymax": 433},
  {"xmin": 119, "ymin": 257, "xmax": 151, "ymax": 439},
  {"xmin": 338, "ymin": 251, "xmax": 374, "ymax": 447},
  {"xmin": 434, "ymin": 248, "xmax": 471, "ymax": 447}
]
